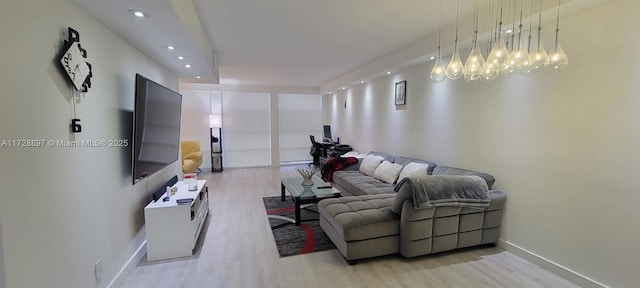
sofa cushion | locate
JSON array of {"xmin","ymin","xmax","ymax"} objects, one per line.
[
  {"xmin": 333, "ymin": 171, "xmax": 396, "ymax": 196},
  {"xmin": 393, "ymin": 156, "xmax": 437, "ymax": 174},
  {"xmin": 432, "ymin": 166, "xmax": 496, "ymax": 189},
  {"xmin": 359, "ymin": 154, "xmax": 384, "ymax": 176},
  {"xmin": 398, "ymin": 162, "xmax": 430, "ymax": 182},
  {"xmin": 367, "ymin": 151, "xmax": 396, "ymax": 163},
  {"xmin": 318, "ymin": 194, "xmax": 399, "ymax": 241},
  {"xmin": 373, "ymin": 161, "xmax": 403, "ymax": 184}
]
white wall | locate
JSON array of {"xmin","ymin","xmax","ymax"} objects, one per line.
[
  {"xmin": 0, "ymin": 1, "xmax": 179, "ymax": 287},
  {"xmin": 0, "ymin": 220, "xmax": 4, "ymax": 288},
  {"xmin": 0, "ymin": 2, "xmax": 5, "ymax": 286},
  {"xmin": 324, "ymin": 0, "xmax": 639, "ymax": 287}
]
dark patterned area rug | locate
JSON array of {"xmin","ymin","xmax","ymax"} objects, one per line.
[{"xmin": 263, "ymin": 196, "xmax": 336, "ymax": 257}]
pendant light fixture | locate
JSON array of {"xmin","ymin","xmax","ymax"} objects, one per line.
[
  {"xmin": 429, "ymin": 0, "xmax": 567, "ymax": 84},
  {"xmin": 501, "ymin": 0, "xmax": 517, "ymax": 78},
  {"xmin": 481, "ymin": 0, "xmax": 500, "ymax": 83},
  {"xmin": 464, "ymin": 0, "xmax": 485, "ymax": 82},
  {"xmin": 510, "ymin": 0, "xmax": 531, "ymax": 72},
  {"xmin": 530, "ymin": 0, "xmax": 549, "ymax": 72},
  {"xmin": 520, "ymin": 0, "xmax": 535, "ymax": 75},
  {"xmin": 549, "ymin": 0, "xmax": 568, "ymax": 69},
  {"xmin": 445, "ymin": 0, "xmax": 464, "ymax": 80},
  {"xmin": 430, "ymin": 0, "xmax": 446, "ymax": 83},
  {"xmin": 486, "ymin": 0, "xmax": 509, "ymax": 69}
]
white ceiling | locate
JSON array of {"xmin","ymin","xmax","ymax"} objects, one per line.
[
  {"xmin": 194, "ymin": 0, "xmax": 450, "ymax": 87},
  {"xmin": 69, "ymin": 0, "xmax": 583, "ymax": 91}
]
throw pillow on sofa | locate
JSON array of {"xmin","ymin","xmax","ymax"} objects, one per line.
[
  {"xmin": 398, "ymin": 162, "xmax": 430, "ymax": 182},
  {"xmin": 373, "ymin": 161, "xmax": 404, "ymax": 184},
  {"xmin": 359, "ymin": 154, "xmax": 384, "ymax": 177}
]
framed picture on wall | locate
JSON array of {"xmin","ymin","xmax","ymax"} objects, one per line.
[{"xmin": 395, "ymin": 80, "xmax": 406, "ymax": 105}]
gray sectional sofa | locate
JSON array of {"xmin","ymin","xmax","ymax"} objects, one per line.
[{"xmin": 318, "ymin": 151, "xmax": 507, "ymax": 263}]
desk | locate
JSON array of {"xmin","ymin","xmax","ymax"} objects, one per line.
[
  {"xmin": 318, "ymin": 142, "xmax": 333, "ymax": 157},
  {"xmin": 318, "ymin": 144, "xmax": 353, "ymax": 170}
]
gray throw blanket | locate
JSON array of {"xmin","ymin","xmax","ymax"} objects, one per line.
[{"xmin": 395, "ymin": 175, "xmax": 490, "ymax": 209}]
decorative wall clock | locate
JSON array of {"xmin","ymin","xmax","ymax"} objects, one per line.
[
  {"xmin": 60, "ymin": 27, "xmax": 92, "ymax": 92},
  {"xmin": 58, "ymin": 27, "xmax": 93, "ymax": 132}
]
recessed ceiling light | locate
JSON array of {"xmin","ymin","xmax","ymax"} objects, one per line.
[
  {"xmin": 185, "ymin": 64, "xmax": 191, "ymax": 68},
  {"xmin": 360, "ymin": 81, "xmax": 365, "ymax": 84},
  {"xmin": 178, "ymin": 56, "xmax": 184, "ymax": 60},
  {"xmin": 196, "ymin": 76, "xmax": 201, "ymax": 79},
  {"xmin": 167, "ymin": 46, "xmax": 175, "ymax": 50},
  {"xmin": 342, "ymin": 87, "xmax": 347, "ymax": 90},
  {"xmin": 505, "ymin": 29, "xmax": 513, "ymax": 34},
  {"xmin": 429, "ymin": 56, "xmax": 436, "ymax": 60},
  {"xmin": 386, "ymin": 71, "xmax": 392, "ymax": 75},
  {"xmin": 129, "ymin": 9, "xmax": 148, "ymax": 18}
]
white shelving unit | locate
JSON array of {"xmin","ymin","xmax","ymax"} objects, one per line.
[{"xmin": 144, "ymin": 180, "xmax": 208, "ymax": 261}]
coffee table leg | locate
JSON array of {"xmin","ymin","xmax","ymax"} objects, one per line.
[
  {"xmin": 295, "ymin": 200, "xmax": 301, "ymax": 226},
  {"xmin": 281, "ymin": 183, "xmax": 285, "ymax": 201}
]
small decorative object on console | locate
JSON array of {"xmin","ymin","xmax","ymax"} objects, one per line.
[
  {"xmin": 176, "ymin": 198, "xmax": 194, "ymax": 205},
  {"xmin": 184, "ymin": 173, "xmax": 198, "ymax": 191},
  {"xmin": 295, "ymin": 166, "xmax": 316, "ymax": 186}
]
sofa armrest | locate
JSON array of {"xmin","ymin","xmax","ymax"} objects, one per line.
[
  {"xmin": 391, "ymin": 182, "xmax": 412, "ymax": 214},
  {"xmin": 487, "ymin": 190, "xmax": 507, "ymax": 210}
]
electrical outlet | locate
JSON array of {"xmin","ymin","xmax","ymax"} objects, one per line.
[{"xmin": 94, "ymin": 259, "xmax": 102, "ymax": 285}]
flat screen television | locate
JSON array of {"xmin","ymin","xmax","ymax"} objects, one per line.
[{"xmin": 132, "ymin": 74, "xmax": 182, "ymax": 184}]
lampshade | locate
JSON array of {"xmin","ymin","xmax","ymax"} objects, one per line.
[{"xmin": 209, "ymin": 114, "xmax": 222, "ymax": 128}]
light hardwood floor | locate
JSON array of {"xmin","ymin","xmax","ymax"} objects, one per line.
[{"xmin": 119, "ymin": 166, "xmax": 579, "ymax": 288}]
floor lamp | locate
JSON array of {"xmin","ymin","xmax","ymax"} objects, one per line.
[{"xmin": 209, "ymin": 114, "xmax": 223, "ymax": 172}]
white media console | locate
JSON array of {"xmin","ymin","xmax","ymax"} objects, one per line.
[{"xmin": 144, "ymin": 179, "xmax": 208, "ymax": 261}]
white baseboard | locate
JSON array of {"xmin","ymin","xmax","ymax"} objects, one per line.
[
  {"xmin": 498, "ymin": 239, "xmax": 608, "ymax": 288},
  {"xmin": 106, "ymin": 241, "xmax": 146, "ymax": 288}
]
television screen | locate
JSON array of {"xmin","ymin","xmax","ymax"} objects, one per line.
[{"xmin": 132, "ymin": 74, "xmax": 182, "ymax": 184}]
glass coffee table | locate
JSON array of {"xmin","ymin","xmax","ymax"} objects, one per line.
[{"xmin": 280, "ymin": 174, "xmax": 341, "ymax": 225}]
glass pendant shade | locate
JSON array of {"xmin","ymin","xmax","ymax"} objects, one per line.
[
  {"xmin": 464, "ymin": 40, "xmax": 485, "ymax": 82},
  {"xmin": 501, "ymin": 59, "xmax": 515, "ymax": 78},
  {"xmin": 465, "ymin": 0, "xmax": 483, "ymax": 82},
  {"xmin": 480, "ymin": 62, "xmax": 500, "ymax": 83},
  {"xmin": 501, "ymin": 49, "xmax": 516, "ymax": 78},
  {"xmin": 430, "ymin": 55, "xmax": 446, "ymax": 83},
  {"xmin": 530, "ymin": 41, "xmax": 549, "ymax": 72},
  {"xmin": 510, "ymin": 48, "xmax": 530, "ymax": 72},
  {"xmin": 446, "ymin": 43, "xmax": 464, "ymax": 80},
  {"xmin": 520, "ymin": 54, "xmax": 534, "ymax": 75},
  {"xmin": 520, "ymin": 36, "xmax": 534, "ymax": 75},
  {"xmin": 549, "ymin": 1, "xmax": 568, "ymax": 70},
  {"xmin": 487, "ymin": 34, "xmax": 509, "ymax": 67},
  {"xmin": 549, "ymin": 43, "xmax": 568, "ymax": 70},
  {"xmin": 519, "ymin": 48, "xmax": 534, "ymax": 75},
  {"xmin": 446, "ymin": 0, "xmax": 463, "ymax": 80},
  {"xmin": 512, "ymin": 34, "xmax": 531, "ymax": 72}
]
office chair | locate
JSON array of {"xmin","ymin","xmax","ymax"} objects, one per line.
[{"xmin": 309, "ymin": 135, "xmax": 323, "ymax": 168}]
